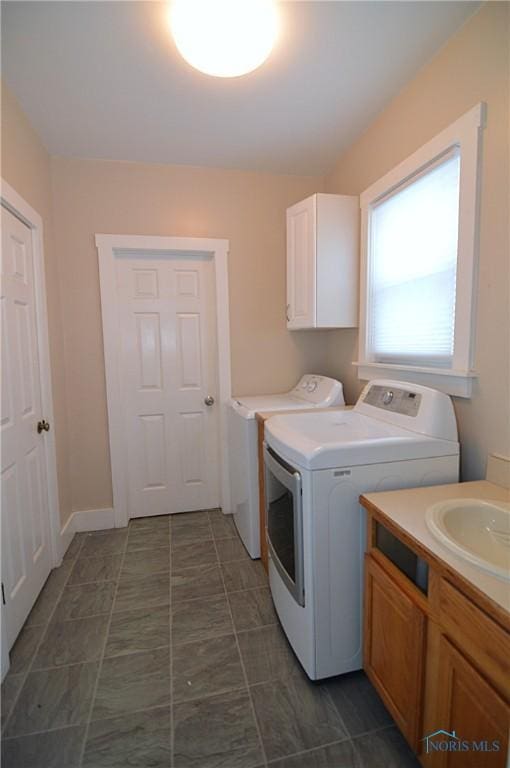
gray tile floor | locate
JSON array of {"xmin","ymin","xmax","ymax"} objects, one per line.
[{"xmin": 1, "ymin": 510, "xmax": 420, "ymax": 767}]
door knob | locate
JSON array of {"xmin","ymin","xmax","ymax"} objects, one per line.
[
  {"xmin": 37, "ymin": 420, "xmax": 50, "ymax": 434},
  {"xmin": 204, "ymin": 396, "xmax": 215, "ymax": 406}
]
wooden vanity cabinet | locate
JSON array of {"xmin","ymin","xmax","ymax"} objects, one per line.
[
  {"xmin": 427, "ymin": 631, "xmax": 509, "ymax": 767},
  {"xmin": 361, "ymin": 500, "xmax": 510, "ymax": 767},
  {"xmin": 364, "ymin": 554, "xmax": 427, "ymax": 750}
]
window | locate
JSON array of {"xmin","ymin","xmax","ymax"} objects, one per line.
[
  {"xmin": 369, "ymin": 150, "xmax": 460, "ymax": 367},
  {"xmin": 357, "ymin": 104, "xmax": 485, "ymax": 398}
]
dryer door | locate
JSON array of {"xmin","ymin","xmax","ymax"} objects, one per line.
[{"xmin": 264, "ymin": 444, "xmax": 304, "ymax": 606}]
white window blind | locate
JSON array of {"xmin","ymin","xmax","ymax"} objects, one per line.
[{"xmin": 368, "ymin": 149, "xmax": 461, "ymax": 367}]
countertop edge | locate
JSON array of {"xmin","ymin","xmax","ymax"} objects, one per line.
[{"xmin": 360, "ymin": 490, "xmax": 510, "ymax": 632}]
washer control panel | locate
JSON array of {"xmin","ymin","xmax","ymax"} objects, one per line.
[
  {"xmin": 291, "ymin": 375, "xmax": 345, "ymax": 406},
  {"xmin": 292, "ymin": 375, "xmax": 324, "ymax": 396},
  {"xmin": 363, "ymin": 384, "xmax": 422, "ymax": 417}
]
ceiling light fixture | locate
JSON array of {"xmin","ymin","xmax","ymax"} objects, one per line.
[{"xmin": 169, "ymin": 0, "xmax": 280, "ymax": 78}]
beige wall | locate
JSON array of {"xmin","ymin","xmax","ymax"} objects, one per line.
[
  {"xmin": 323, "ymin": 2, "xmax": 510, "ymax": 481},
  {"xmin": 50, "ymin": 157, "xmax": 327, "ymax": 512},
  {"xmin": 1, "ymin": 81, "xmax": 72, "ymax": 525},
  {"xmin": 3, "ymin": 1, "xmax": 508, "ymax": 518}
]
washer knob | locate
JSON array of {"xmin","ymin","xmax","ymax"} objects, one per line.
[{"xmin": 383, "ymin": 390, "xmax": 394, "ymax": 405}]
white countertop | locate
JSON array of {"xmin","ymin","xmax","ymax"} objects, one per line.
[{"xmin": 362, "ymin": 480, "xmax": 510, "ymax": 616}]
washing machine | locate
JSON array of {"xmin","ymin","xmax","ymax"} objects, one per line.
[
  {"xmin": 228, "ymin": 375, "xmax": 345, "ymax": 558},
  {"xmin": 263, "ymin": 379, "xmax": 459, "ymax": 679}
]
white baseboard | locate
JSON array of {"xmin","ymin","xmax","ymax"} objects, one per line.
[
  {"xmin": 73, "ymin": 507, "xmax": 116, "ymax": 532},
  {"xmin": 59, "ymin": 513, "xmax": 76, "ymax": 561},
  {"xmin": 58, "ymin": 507, "xmax": 117, "ymax": 560}
]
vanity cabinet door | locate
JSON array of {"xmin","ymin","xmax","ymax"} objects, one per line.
[
  {"xmin": 364, "ymin": 554, "xmax": 426, "ymax": 751},
  {"xmin": 430, "ymin": 635, "xmax": 509, "ymax": 767}
]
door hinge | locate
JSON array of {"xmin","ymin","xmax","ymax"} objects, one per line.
[{"xmin": 1, "ymin": 583, "xmax": 5, "ymax": 605}]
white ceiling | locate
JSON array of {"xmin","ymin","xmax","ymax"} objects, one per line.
[{"xmin": 2, "ymin": 1, "xmax": 479, "ymax": 175}]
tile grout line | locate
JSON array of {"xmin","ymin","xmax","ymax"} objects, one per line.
[
  {"xmin": 209, "ymin": 517, "xmax": 269, "ymax": 768},
  {"xmin": 76, "ymin": 547, "xmax": 168, "ymax": 562},
  {"xmin": 11, "ymin": 647, "xmax": 166, "ymax": 677},
  {"xmin": 2, "ymin": 703, "xmax": 173, "ymax": 742},
  {"xmin": 350, "ymin": 722, "xmax": 397, "ymax": 741},
  {"xmin": 172, "ymin": 627, "xmax": 249, "ymax": 649},
  {"xmin": 76, "ymin": 527, "xmax": 130, "ymax": 768},
  {"xmin": 1, "ymin": 693, "xmax": 395, "ymax": 746},
  {"xmin": 171, "ymin": 511, "xmax": 227, "ymax": 767},
  {"xmin": 221, "ymin": 584, "xmax": 273, "ymax": 596},
  {"xmin": 215, "ymin": 517, "xmax": 353, "ymax": 765},
  {"xmin": 172, "ymin": 682, "xmax": 248, "ymax": 708},
  {"xmin": 235, "ymin": 621, "xmax": 279, "ymax": 637},
  {"xmin": 264, "ymin": 734, "xmax": 355, "ymax": 766},
  {"xmin": 2, "ymin": 536, "xmax": 83, "ymax": 737}
]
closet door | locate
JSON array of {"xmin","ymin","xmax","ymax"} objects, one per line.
[
  {"xmin": 1, "ymin": 205, "xmax": 52, "ymax": 647},
  {"xmin": 116, "ymin": 254, "xmax": 221, "ymax": 518}
]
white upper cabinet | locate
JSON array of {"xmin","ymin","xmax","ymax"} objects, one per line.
[{"xmin": 286, "ymin": 193, "xmax": 358, "ymax": 329}]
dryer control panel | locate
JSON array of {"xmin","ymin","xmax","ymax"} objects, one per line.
[
  {"xmin": 362, "ymin": 385, "xmax": 422, "ymax": 417},
  {"xmin": 355, "ymin": 379, "xmax": 458, "ymax": 442}
]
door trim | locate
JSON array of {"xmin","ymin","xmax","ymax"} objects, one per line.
[
  {"xmin": 95, "ymin": 234, "xmax": 232, "ymax": 527},
  {"xmin": 0, "ymin": 179, "xmax": 61, "ymax": 566}
]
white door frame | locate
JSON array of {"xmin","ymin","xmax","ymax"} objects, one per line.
[
  {"xmin": 0, "ymin": 179, "xmax": 61, "ymax": 566},
  {"xmin": 96, "ymin": 234, "xmax": 232, "ymax": 528}
]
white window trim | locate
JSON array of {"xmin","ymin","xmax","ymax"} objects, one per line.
[{"xmin": 355, "ymin": 103, "xmax": 485, "ymax": 398}]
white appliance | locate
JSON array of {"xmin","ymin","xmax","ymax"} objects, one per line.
[
  {"xmin": 264, "ymin": 379, "xmax": 459, "ymax": 680},
  {"xmin": 228, "ymin": 375, "xmax": 345, "ymax": 558}
]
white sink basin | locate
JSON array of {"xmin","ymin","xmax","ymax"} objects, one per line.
[{"xmin": 426, "ymin": 498, "xmax": 510, "ymax": 581}]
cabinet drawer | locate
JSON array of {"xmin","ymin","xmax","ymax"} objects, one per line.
[{"xmin": 438, "ymin": 578, "xmax": 510, "ymax": 700}]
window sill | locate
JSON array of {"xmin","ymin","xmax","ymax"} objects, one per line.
[{"xmin": 353, "ymin": 361, "xmax": 478, "ymax": 398}]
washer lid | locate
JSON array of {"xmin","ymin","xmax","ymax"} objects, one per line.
[
  {"xmin": 265, "ymin": 410, "xmax": 459, "ymax": 470},
  {"xmin": 230, "ymin": 394, "xmax": 307, "ymax": 420}
]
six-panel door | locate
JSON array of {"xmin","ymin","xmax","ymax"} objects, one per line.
[
  {"xmin": 116, "ymin": 255, "xmax": 220, "ymax": 518},
  {"xmin": 1, "ymin": 205, "xmax": 52, "ymax": 647}
]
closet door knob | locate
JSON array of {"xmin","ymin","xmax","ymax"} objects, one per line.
[{"xmin": 204, "ymin": 396, "xmax": 215, "ymax": 406}]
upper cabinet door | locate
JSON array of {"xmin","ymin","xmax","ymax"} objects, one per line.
[
  {"xmin": 286, "ymin": 195, "xmax": 316, "ymax": 329},
  {"xmin": 286, "ymin": 193, "xmax": 359, "ymax": 330}
]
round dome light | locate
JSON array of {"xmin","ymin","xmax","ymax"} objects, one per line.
[{"xmin": 169, "ymin": 0, "xmax": 280, "ymax": 78}]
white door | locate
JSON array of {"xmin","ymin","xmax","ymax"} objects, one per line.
[
  {"xmin": 1, "ymin": 205, "xmax": 52, "ymax": 647},
  {"xmin": 286, "ymin": 195, "xmax": 316, "ymax": 329},
  {"xmin": 116, "ymin": 254, "xmax": 220, "ymax": 518}
]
